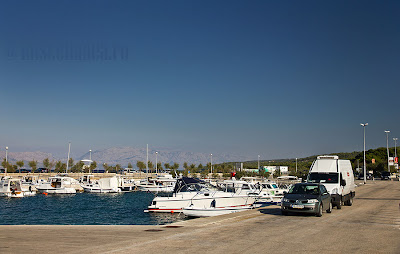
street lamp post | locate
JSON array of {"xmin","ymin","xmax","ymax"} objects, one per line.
[
  {"xmin": 258, "ymin": 155, "xmax": 260, "ymax": 171},
  {"xmin": 385, "ymin": 130, "xmax": 390, "ymax": 172},
  {"xmin": 361, "ymin": 123, "xmax": 368, "ymax": 184},
  {"xmin": 210, "ymin": 154, "xmax": 213, "ymax": 176},
  {"xmin": 146, "ymin": 144, "xmax": 148, "ymax": 177},
  {"xmin": 296, "ymin": 158, "xmax": 298, "ymax": 173},
  {"xmin": 5, "ymin": 147, "xmax": 8, "ymax": 175},
  {"xmin": 66, "ymin": 142, "xmax": 71, "ymax": 173},
  {"xmin": 155, "ymin": 151, "xmax": 158, "ymax": 175},
  {"xmin": 89, "ymin": 150, "xmax": 92, "ymax": 173}
]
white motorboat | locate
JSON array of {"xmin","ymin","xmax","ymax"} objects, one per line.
[
  {"xmin": 79, "ymin": 174, "xmax": 96, "ymax": 185},
  {"xmin": 20, "ymin": 175, "xmax": 39, "ymax": 196},
  {"xmin": 81, "ymin": 176, "xmax": 121, "ymax": 193},
  {"xmin": 257, "ymin": 181, "xmax": 288, "ymax": 204},
  {"xmin": 147, "ymin": 177, "xmax": 259, "ymax": 214},
  {"xmin": 0, "ymin": 177, "xmax": 25, "ymax": 197},
  {"xmin": 36, "ymin": 176, "xmax": 78, "ymax": 194},
  {"xmin": 116, "ymin": 175, "xmax": 136, "ymax": 192},
  {"xmin": 137, "ymin": 174, "xmax": 176, "ymax": 193}
]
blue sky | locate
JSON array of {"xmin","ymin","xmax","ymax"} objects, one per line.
[{"xmin": 0, "ymin": 0, "xmax": 399, "ymax": 160}]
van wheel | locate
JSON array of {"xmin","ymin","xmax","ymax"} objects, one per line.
[
  {"xmin": 326, "ymin": 202, "xmax": 332, "ymax": 213},
  {"xmin": 345, "ymin": 197, "xmax": 353, "ymax": 206},
  {"xmin": 336, "ymin": 200, "xmax": 342, "ymax": 209},
  {"xmin": 316, "ymin": 203, "xmax": 323, "ymax": 217}
]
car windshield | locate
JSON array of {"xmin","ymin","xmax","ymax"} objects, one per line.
[
  {"xmin": 308, "ymin": 173, "xmax": 339, "ymax": 183},
  {"xmin": 288, "ymin": 184, "xmax": 320, "ymax": 195}
]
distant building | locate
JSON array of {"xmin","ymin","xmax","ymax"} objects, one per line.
[
  {"xmin": 242, "ymin": 166, "xmax": 288, "ymax": 174},
  {"xmin": 262, "ymin": 166, "xmax": 289, "ymax": 174}
]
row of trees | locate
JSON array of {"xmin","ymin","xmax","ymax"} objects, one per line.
[{"xmin": 1, "ymin": 157, "xmax": 98, "ymax": 173}]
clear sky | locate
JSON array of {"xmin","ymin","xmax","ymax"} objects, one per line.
[{"xmin": 0, "ymin": 0, "xmax": 399, "ymax": 160}]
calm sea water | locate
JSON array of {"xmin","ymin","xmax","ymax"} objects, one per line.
[{"xmin": 0, "ymin": 192, "xmax": 187, "ymax": 225}]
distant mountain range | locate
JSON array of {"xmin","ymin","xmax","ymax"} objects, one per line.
[{"xmin": 0, "ymin": 147, "xmax": 254, "ymax": 168}]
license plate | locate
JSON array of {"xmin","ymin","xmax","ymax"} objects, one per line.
[{"xmin": 291, "ymin": 204, "xmax": 304, "ymax": 209}]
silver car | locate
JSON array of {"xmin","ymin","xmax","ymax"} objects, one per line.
[{"xmin": 281, "ymin": 183, "xmax": 332, "ymax": 217}]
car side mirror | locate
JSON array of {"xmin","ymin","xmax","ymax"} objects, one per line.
[{"xmin": 341, "ymin": 179, "xmax": 346, "ymax": 186}]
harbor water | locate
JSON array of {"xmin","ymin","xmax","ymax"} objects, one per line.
[{"xmin": 0, "ymin": 192, "xmax": 187, "ymax": 225}]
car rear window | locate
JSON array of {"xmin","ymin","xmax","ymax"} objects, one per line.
[{"xmin": 288, "ymin": 185, "xmax": 320, "ymax": 195}]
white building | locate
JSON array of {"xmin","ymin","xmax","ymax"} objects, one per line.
[{"xmin": 262, "ymin": 166, "xmax": 289, "ymax": 174}]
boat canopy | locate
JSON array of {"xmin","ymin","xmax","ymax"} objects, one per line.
[{"xmin": 173, "ymin": 177, "xmax": 221, "ymax": 193}]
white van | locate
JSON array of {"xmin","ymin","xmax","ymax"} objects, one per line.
[{"xmin": 307, "ymin": 155, "xmax": 355, "ymax": 209}]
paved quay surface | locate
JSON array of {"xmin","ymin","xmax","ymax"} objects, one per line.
[{"xmin": 1, "ymin": 180, "xmax": 400, "ymax": 254}]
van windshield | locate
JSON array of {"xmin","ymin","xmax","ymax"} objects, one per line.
[{"xmin": 308, "ymin": 173, "xmax": 339, "ymax": 183}]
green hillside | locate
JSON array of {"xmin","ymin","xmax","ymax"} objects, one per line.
[{"xmin": 215, "ymin": 147, "xmax": 398, "ymax": 179}]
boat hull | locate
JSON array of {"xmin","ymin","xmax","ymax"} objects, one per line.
[
  {"xmin": 36, "ymin": 188, "xmax": 76, "ymax": 194},
  {"xmin": 183, "ymin": 205, "xmax": 253, "ymax": 217},
  {"xmin": 82, "ymin": 187, "xmax": 120, "ymax": 193},
  {"xmin": 0, "ymin": 191, "xmax": 24, "ymax": 198},
  {"xmin": 138, "ymin": 185, "xmax": 174, "ymax": 193},
  {"xmin": 148, "ymin": 192, "xmax": 257, "ymax": 213}
]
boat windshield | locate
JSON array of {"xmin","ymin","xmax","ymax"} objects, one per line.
[
  {"xmin": 174, "ymin": 177, "xmax": 221, "ymax": 193},
  {"xmin": 308, "ymin": 173, "xmax": 339, "ymax": 183},
  {"xmin": 262, "ymin": 183, "xmax": 277, "ymax": 189}
]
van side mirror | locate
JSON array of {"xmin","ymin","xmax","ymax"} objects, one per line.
[{"xmin": 341, "ymin": 179, "xmax": 346, "ymax": 186}]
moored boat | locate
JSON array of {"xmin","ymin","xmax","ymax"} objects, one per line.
[
  {"xmin": 147, "ymin": 177, "xmax": 259, "ymax": 214},
  {"xmin": 81, "ymin": 176, "xmax": 121, "ymax": 193},
  {"xmin": 36, "ymin": 176, "xmax": 78, "ymax": 194},
  {"xmin": 0, "ymin": 177, "xmax": 25, "ymax": 198},
  {"xmin": 137, "ymin": 174, "xmax": 176, "ymax": 193}
]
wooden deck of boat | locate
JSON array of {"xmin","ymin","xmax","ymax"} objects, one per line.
[{"xmin": 1, "ymin": 180, "xmax": 400, "ymax": 254}]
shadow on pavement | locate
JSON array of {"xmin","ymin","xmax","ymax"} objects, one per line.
[
  {"xmin": 356, "ymin": 198, "xmax": 400, "ymax": 201},
  {"xmin": 258, "ymin": 207, "xmax": 320, "ymax": 217},
  {"xmin": 258, "ymin": 207, "xmax": 282, "ymax": 216}
]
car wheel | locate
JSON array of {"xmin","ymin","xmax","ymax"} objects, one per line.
[
  {"xmin": 345, "ymin": 197, "xmax": 353, "ymax": 206},
  {"xmin": 336, "ymin": 200, "xmax": 342, "ymax": 209},
  {"xmin": 326, "ymin": 202, "xmax": 332, "ymax": 213},
  {"xmin": 316, "ymin": 203, "xmax": 323, "ymax": 217}
]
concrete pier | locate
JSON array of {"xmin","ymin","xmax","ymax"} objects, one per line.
[{"xmin": 1, "ymin": 180, "xmax": 399, "ymax": 254}]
